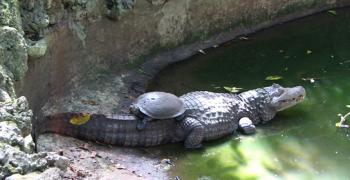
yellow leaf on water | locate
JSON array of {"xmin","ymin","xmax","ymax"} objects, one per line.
[
  {"xmin": 70, "ymin": 113, "xmax": 91, "ymax": 125},
  {"xmin": 328, "ymin": 10, "xmax": 337, "ymax": 16},
  {"xmin": 336, "ymin": 122, "xmax": 342, "ymax": 127},
  {"xmin": 198, "ymin": 49, "xmax": 206, "ymax": 54},
  {"xmin": 265, "ymin": 75, "xmax": 283, "ymax": 81}
]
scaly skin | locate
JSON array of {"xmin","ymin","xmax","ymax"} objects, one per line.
[
  {"xmin": 37, "ymin": 113, "xmax": 178, "ymax": 147},
  {"xmin": 178, "ymin": 90, "xmax": 269, "ymax": 148},
  {"xmin": 36, "ymin": 84, "xmax": 305, "ymax": 148}
]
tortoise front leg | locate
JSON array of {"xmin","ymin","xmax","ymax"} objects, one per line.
[{"xmin": 136, "ymin": 116, "xmax": 152, "ymax": 130}]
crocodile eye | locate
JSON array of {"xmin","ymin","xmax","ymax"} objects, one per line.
[{"xmin": 272, "ymin": 83, "xmax": 282, "ymax": 88}]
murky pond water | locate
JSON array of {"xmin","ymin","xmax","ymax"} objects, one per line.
[{"xmin": 149, "ymin": 8, "xmax": 350, "ymax": 180}]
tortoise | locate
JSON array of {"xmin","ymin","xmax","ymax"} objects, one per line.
[{"xmin": 129, "ymin": 91, "xmax": 186, "ymax": 130}]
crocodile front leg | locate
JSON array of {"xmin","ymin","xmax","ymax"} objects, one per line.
[
  {"xmin": 182, "ymin": 117, "xmax": 205, "ymax": 149},
  {"xmin": 238, "ymin": 117, "xmax": 256, "ymax": 135}
]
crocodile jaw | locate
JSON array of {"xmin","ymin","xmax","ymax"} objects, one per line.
[{"xmin": 271, "ymin": 86, "xmax": 306, "ymax": 111}]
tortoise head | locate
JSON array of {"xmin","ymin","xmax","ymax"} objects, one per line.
[
  {"xmin": 264, "ymin": 83, "xmax": 306, "ymax": 112},
  {"xmin": 129, "ymin": 104, "xmax": 141, "ymax": 116}
]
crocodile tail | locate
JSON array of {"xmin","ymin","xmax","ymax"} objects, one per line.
[
  {"xmin": 36, "ymin": 112, "xmax": 176, "ymax": 147},
  {"xmin": 36, "ymin": 112, "xmax": 78, "ymax": 136},
  {"xmin": 36, "ymin": 112, "xmax": 136, "ymax": 144}
]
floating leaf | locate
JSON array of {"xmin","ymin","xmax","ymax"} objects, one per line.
[
  {"xmin": 346, "ymin": 105, "xmax": 350, "ymax": 108},
  {"xmin": 239, "ymin": 36, "xmax": 249, "ymax": 40},
  {"xmin": 301, "ymin": 77, "xmax": 319, "ymax": 83},
  {"xmin": 265, "ymin": 75, "xmax": 283, "ymax": 81},
  {"xmin": 198, "ymin": 49, "xmax": 206, "ymax": 54},
  {"xmin": 328, "ymin": 10, "xmax": 337, "ymax": 16},
  {"xmin": 336, "ymin": 122, "xmax": 349, "ymax": 128},
  {"xmin": 223, "ymin": 86, "xmax": 243, "ymax": 93},
  {"xmin": 336, "ymin": 122, "xmax": 342, "ymax": 127},
  {"xmin": 70, "ymin": 113, "xmax": 91, "ymax": 125},
  {"xmin": 306, "ymin": 50, "xmax": 312, "ymax": 54}
]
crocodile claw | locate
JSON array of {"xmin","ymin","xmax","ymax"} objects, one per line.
[{"xmin": 184, "ymin": 143, "xmax": 203, "ymax": 149}]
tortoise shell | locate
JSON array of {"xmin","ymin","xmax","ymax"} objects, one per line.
[{"xmin": 131, "ymin": 92, "xmax": 185, "ymax": 119}]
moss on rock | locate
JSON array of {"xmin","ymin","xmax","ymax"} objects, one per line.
[
  {"xmin": 0, "ymin": 0, "xmax": 23, "ymax": 33},
  {"xmin": 0, "ymin": 26, "xmax": 28, "ymax": 81}
]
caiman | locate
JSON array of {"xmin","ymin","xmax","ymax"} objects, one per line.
[{"xmin": 36, "ymin": 84, "xmax": 305, "ymax": 148}]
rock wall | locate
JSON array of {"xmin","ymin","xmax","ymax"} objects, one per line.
[
  {"xmin": 14, "ymin": 0, "xmax": 350, "ymax": 113},
  {"xmin": 0, "ymin": 0, "xmax": 349, "ymax": 178},
  {"xmin": 0, "ymin": 0, "xmax": 68, "ymax": 179}
]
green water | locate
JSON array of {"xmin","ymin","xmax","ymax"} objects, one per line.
[{"xmin": 148, "ymin": 8, "xmax": 350, "ymax": 180}]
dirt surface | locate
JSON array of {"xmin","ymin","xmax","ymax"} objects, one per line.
[{"xmin": 36, "ymin": 134, "xmax": 171, "ymax": 180}]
